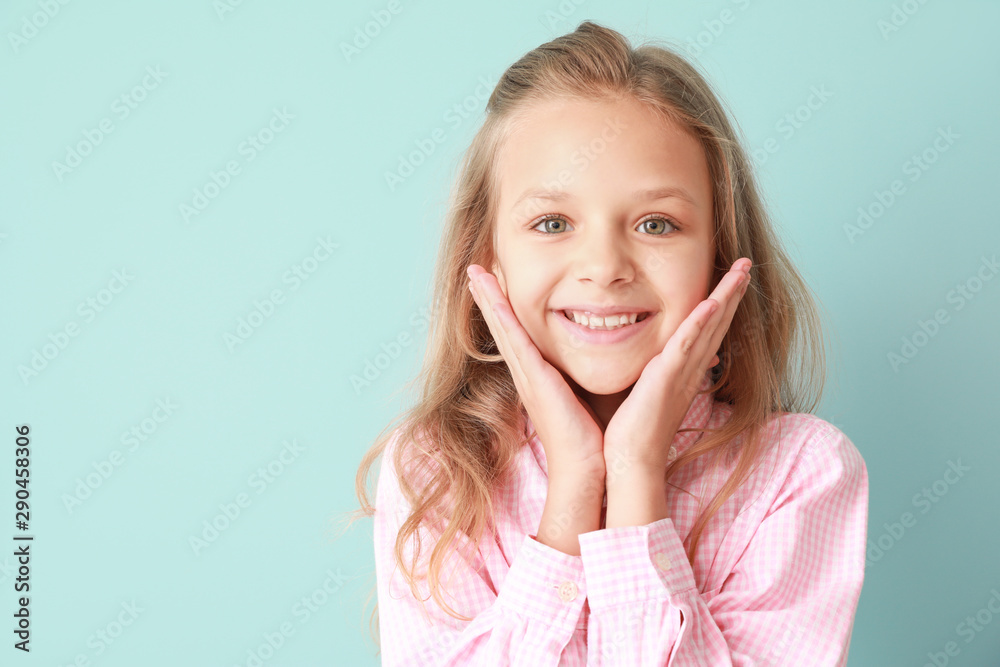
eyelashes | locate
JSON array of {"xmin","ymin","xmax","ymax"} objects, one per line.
[{"xmin": 529, "ymin": 214, "xmax": 681, "ymax": 236}]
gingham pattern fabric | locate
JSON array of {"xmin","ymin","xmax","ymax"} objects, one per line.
[{"xmin": 374, "ymin": 371, "xmax": 869, "ymax": 665}]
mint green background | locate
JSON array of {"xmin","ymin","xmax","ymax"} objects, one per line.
[{"xmin": 2, "ymin": 1, "xmax": 998, "ymax": 665}]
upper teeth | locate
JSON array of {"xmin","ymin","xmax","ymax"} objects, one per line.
[{"xmin": 564, "ymin": 310, "xmax": 643, "ymax": 329}]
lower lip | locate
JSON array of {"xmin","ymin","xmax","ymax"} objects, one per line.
[{"xmin": 554, "ymin": 310, "xmax": 654, "ymax": 344}]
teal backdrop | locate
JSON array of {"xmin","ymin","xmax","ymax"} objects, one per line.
[{"xmin": 2, "ymin": 1, "xmax": 998, "ymax": 665}]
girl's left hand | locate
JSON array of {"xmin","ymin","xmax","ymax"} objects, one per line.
[{"xmin": 602, "ymin": 258, "xmax": 752, "ymax": 484}]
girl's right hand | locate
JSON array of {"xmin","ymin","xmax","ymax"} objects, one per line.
[{"xmin": 467, "ymin": 264, "xmax": 607, "ymax": 483}]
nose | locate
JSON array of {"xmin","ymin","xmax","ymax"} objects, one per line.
[{"xmin": 570, "ymin": 222, "xmax": 635, "ymax": 287}]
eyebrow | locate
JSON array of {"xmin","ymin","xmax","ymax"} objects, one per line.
[{"xmin": 512, "ymin": 185, "xmax": 698, "ymax": 210}]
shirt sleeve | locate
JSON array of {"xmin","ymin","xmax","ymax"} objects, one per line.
[
  {"xmin": 577, "ymin": 423, "xmax": 869, "ymax": 666},
  {"xmin": 374, "ymin": 432, "xmax": 590, "ymax": 666}
]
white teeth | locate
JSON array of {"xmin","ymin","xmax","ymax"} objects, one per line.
[{"xmin": 564, "ymin": 310, "xmax": 645, "ymax": 330}]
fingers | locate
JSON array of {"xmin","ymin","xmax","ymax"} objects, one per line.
[
  {"xmin": 697, "ymin": 259, "xmax": 751, "ymax": 372},
  {"xmin": 468, "ymin": 264, "xmax": 593, "ymax": 412},
  {"xmin": 467, "ymin": 264, "xmax": 538, "ymax": 402},
  {"xmin": 468, "ymin": 265, "xmax": 522, "ymax": 380},
  {"xmin": 663, "ymin": 259, "xmax": 751, "ymax": 382}
]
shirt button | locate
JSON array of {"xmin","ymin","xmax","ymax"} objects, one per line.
[
  {"xmin": 556, "ymin": 581, "xmax": 578, "ymax": 602},
  {"xmin": 653, "ymin": 553, "xmax": 672, "ymax": 571},
  {"xmin": 667, "ymin": 446, "xmax": 678, "ymax": 461}
]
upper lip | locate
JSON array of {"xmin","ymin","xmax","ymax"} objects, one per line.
[{"xmin": 556, "ymin": 305, "xmax": 654, "ymax": 316}]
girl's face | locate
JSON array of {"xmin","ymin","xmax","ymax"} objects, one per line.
[{"xmin": 492, "ymin": 95, "xmax": 716, "ymax": 398}]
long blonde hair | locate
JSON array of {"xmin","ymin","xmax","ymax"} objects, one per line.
[{"xmin": 346, "ymin": 19, "xmax": 828, "ymax": 646}]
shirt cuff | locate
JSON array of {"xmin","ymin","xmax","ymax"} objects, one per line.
[
  {"xmin": 495, "ymin": 533, "xmax": 588, "ymax": 633},
  {"xmin": 578, "ymin": 517, "xmax": 696, "ymax": 610}
]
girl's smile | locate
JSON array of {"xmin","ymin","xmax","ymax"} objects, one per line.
[{"xmin": 553, "ymin": 307, "xmax": 656, "ymax": 344}]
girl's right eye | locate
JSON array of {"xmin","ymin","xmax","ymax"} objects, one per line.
[{"xmin": 531, "ymin": 215, "xmax": 573, "ymax": 234}]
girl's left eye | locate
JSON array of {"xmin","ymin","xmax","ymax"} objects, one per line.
[
  {"xmin": 531, "ymin": 215, "xmax": 572, "ymax": 234},
  {"xmin": 637, "ymin": 216, "xmax": 679, "ymax": 235},
  {"xmin": 530, "ymin": 215, "xmax": 679, "ymax": 235}
]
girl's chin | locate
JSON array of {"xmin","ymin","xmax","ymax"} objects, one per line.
[{"xmin": 561, "ymin": 364, "xmax": 642, "ymax": 397}]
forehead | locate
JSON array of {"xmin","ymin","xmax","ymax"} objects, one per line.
[{"xmin": 495, "ymin": 96, "xmax": 712, "ymax": 217}]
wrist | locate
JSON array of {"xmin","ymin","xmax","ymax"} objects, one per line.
[
  {"xmin": 604, "ymin": 467, "xmax": 669, "ymax": 529},
  {"xmin": 546, "ymin": 467, "xmax": 605, "ymax": 505},
  {"xmin": 605, "ymin": 453, "xmax": 665, "ymax": 489},
  {"xmin": 549, "ymin": 460, "xmax": 606, "ymax": 488},
  {"xmin": 538, "ymin": 469, "xmax": 605, "ymax": 555},
  {"xmin": 605, "ymin": 463, "xmax": 663, "ymax": 487}
]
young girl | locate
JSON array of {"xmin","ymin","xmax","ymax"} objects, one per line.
[{"xmin": 354, "ymin": 20, "xmax": 868, "ymax": 666}]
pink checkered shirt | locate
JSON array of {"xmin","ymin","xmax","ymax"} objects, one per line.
[{"xmin": 374, "ymin": 372, "xmax": 869, "ymax": 665}]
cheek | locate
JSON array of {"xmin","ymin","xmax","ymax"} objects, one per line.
[
  {"xmin": 505, "ymin": 286, "xmax": 552, "ymax": 338},
  {"xmin": 657, "ymin": 258, "xmax": 709, "ymax": 303},
  {"xmin": 652, "ymin": 281, "xmax": 706, "ymax": 336}
]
